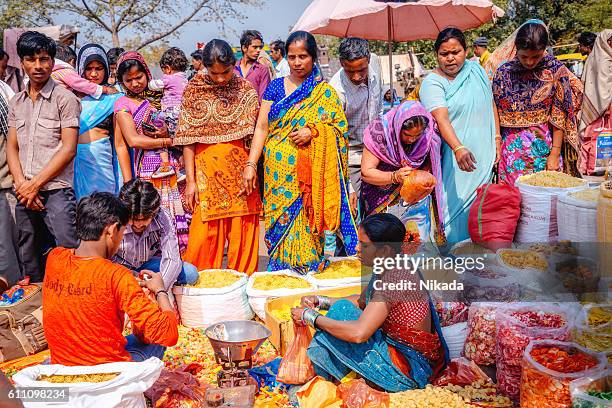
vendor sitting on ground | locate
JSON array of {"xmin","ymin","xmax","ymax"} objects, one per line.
[
  {"xmin": 43, "ymin": 192, "xmax": 179, "ymax": 366},
  {"xmin": 113, "ymin": 179, "xmax": 198, "ymax": 290},
  {"xmin": 292, "ymin": 213, "xmax": 449, "ymax": 392}
]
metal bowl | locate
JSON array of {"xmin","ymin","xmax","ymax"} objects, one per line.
[{"xmin": 205, "ymin": 320, "xmax": 271, "ymax": 363}]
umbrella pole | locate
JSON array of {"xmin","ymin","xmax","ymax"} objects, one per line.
[{"xmin": 387, "ymin": 6, "xmax": 394, "ymax": 108}]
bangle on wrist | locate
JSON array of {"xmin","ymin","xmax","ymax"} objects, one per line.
[
  {"xmin": 302, "ymin": 308, "xmax": 321, "ymax": 328},
  {"xmin": 391, "ymin": 171, "xmax": 397, "ymax": 184},
  {"xmin": 306, "ymin": 123, "xmax": 319, "ymax": 138},
  {"xmin": 316, "ymin": 296, "xmax": 332, "ymax": 311},
  {"xmin": 245, "ymin": 161, "xmax": 257, "ymax": 171},
  {"xmin": 552, "ymin": 145, "xmax": 562, "ymax": 150},
  {"xmin": 155, "ymin": 289, "xmax": 168, "ymax": 300},
  {"xmin": 453, "ymin": 145, "xmax": 466, "ymax": 153}
]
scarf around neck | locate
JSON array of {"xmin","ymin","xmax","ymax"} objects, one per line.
[{"xmin": 173, "ymin": 73, "xmax": 259, "ymax": 145}]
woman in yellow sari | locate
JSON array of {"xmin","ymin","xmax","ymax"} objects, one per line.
[
  {"xmin": 174, "ymin": 40, "xmax": 262, "ymax": 274},
  {"xmin": 243, "ymin": 31, "xmax": 358, "ymax": 272}
]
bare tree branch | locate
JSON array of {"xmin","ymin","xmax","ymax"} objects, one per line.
[
  {"xmin": 118, "ymin": 0, "xmax": 162, "ymax": 30},
  {"xmin": 115, "ymin": 0, "xmax": 138, "ymax": 28},
  {"xmin": 136, "ymin": 0, "xmax": 211, "ymax": 49}
]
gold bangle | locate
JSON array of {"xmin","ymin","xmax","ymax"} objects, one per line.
[
  {"xmin": 391, "ymin": 171, "xmax": 397, "ymax": 184},
  {"xmin": 245, "ymin": 161, "xmax": 257, "ymax": 171},
  {"xmin": 306, "ymin": 123, "xmax": 319, "ymax": 138},
  {"xmin": 453, "ymin": 145, "xmax": 466, "ymax": 153}
]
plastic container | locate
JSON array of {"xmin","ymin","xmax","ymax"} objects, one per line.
[
  {"xmin": 173, "ymin": 269, "xmax": 253, "ymax": 327},
  {"xmin": 441, "ymin": 322, "xmax": 468, "ymax": 360},
  {"xmin": 570, "ymin": 369, "xmax": 612, "ymax": 408},
  {"xmin": 520, "ymin": 340, "xmax": 607, "ymax": 408}
]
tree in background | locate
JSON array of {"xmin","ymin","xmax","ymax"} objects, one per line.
[
  {"xmin": 46, "ymin": 0, "xmax": 259, "ymax": 50},
  {"xmin": 0, "ymin": 0, "xmax": 53, "ymax": 29}
]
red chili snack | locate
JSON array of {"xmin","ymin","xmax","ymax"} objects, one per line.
[
  {"xmin": 520, "ymin": 341, "xmax": 606, "ymax": 408},
  {"xmin": 496, "ymin": 308, "xmax": 570, "ymax": 401}
]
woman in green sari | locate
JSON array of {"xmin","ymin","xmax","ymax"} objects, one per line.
[
  {"xmin": 242, "ymin": 31, "xmax": 358, "ymax": 272},
  {"xmin": 419, "ymin": 28, "xmax": 499, "ymax": 243}
]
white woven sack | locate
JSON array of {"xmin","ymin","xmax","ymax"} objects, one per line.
[
  {"xmin": 172, "ymin": 269, "xmax": 253, "ymax": 327},
  {"xmin": 307, "ymin": 256, "xmax": 368, "ymax": 289},
  {"xmin": 246, "ymin": 270, "xmax": 316, "ymax": 320},
  {"xmin": 557, "ymin": 192, "xmax": 598, "ymax": 242},
  {"xmin": 441, "ymin": 322, "xmax": 468, "ymax": 360},
  {"xmin": 13, "ymin": 357, "xmax": 163, "ymax": 408},
  {"xmin": 515, "ymin": 179, "xmax": 587, "ymax": 243}
]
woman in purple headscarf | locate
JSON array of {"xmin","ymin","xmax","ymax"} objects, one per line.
[{"xmin": 361, "ymin": 100, "xmax": 445, "ymax": 241}]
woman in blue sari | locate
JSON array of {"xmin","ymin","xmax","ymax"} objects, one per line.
[
  {"xmin": 291, "ymin": 213, "xmax": 448, "ymax": 392},
  {"xmin": 419, "ymin": 28, "xmax": 499, "ymax": 243},
  {"xmin": 242, "ymin": 31, "xmax": 357, "ymax": 272},
  {"xmin": 74, "ymin": 43, "xmax": 124, "ymax": 200}
]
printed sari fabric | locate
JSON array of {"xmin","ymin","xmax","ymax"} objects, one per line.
[
  {"xmin": 419, "ymin": 60, "xmax": 496, "ymax": 243},
  {"xmin": 493, "ymin": 54, "xmax": 584, "ymax": 184},
  {"xmin": 361, "ymin": 101, "xmax": 445, "ymax": 240},
  {"xmin": 307, "ymin": 274, "xmax": 448, "ymax": 392},
  {"xmin": 263, "ymin": 69, "xmax": 358, "ymax": 272},
  {"xmin": 114, "ymin": 96, "xmax": 190, "ymax": 252}
]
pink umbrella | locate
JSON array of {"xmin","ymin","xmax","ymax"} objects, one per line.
[{"xmin": 293, "ymin": 0, "xmax": 504, "ymax": 98}]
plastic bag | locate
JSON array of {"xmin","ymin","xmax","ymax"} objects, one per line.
[
  {"xmin": 495, "ymin": 304, "xmax": 571, "ymax": 401},
  {"xmin": 249, "ymin": 358, "xmax": 287, "ymax": 390},
  {"xmin": 400, "ymin": 170, "xmax": 436, "ymax": 205},
  {"xmin": 433, "ymin": 357, "xmax": 491, "ymax": 387},
  {"xmin": 296, "ymin": 376, "xmax": 342, "ymax": 408},
  {"xmin": 337, "ymin": 378, "xmax": 389, "ymax": 408},
  {"xmin": 570, "ymin": 369, "xmax": 612, "ymax": 408},
  {"xmin": 468, "ymin": 183, "xmax": 521, "ymax": 251},
  {"xmin": 461, "ymin": 265, "xmax": 521, "ymax": 303},
  {"xmin": 520, "ymin": 340, "xmax": 607, "ymax": 408},
  {"xmin": 12, "ymin": 357, "xmax": 163, "ymax": 408},
  {"xmin": 144, "ymin": 367, "xmax": 207, "ymax": 408},
  {"xmin": 573, "ymin": 304, "xmax": 612, "ymax": 362},
  {"xmin": 276, "ymin": 323, "xmax": 315, "ymax": 385},
  {"xmin": 462, "ymin": 302, "xmax": 501, "ymax": 366}
]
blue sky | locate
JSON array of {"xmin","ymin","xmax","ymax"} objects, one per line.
[{"xmin": 57, "ymin": 0, "xmax": 313, "ymax": 51}]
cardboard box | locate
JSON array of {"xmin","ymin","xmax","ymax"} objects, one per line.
[{"xmin": 264, "ymin": 285, "xmax": 362, "ymax": 356}]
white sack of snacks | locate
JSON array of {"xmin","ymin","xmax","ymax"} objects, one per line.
[
  {"xmin": 173, "ymin": 269, "xmax": 252, "ymax": 327},
  {"xmin": 247, "ymin": 271, "xmax": 316, "ymax": 320},
  {"xmin": 307, "ymin": 257, "xmax": 369, "ymax": 289},
  {"xmin": 557, "ymin": 188, "xmax": 598, "ymax": 249},
  {"xmin": 13, "ymin": 357, "xmax": 163, "ymax": 408},
  {"xmin": 515, "ymin": 171, "xmax": 587, "ymax": 243}
]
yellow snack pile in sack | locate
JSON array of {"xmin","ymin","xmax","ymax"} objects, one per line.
[
  {"xmin": 570, "ymin": 188, "xmax": 600, "ymax": 202},
  {"xmin": 38, "ymin": 373, "xmax": 119, "ymax": 383},
  {"xmin": 315, "ymin": 259, "xmax": 362, "ymax": 280},
  {"xmin": 187, "ymin": 269, "xmax": 242, "ymax": 288},
  {"xmin": 499, "ymin": 249, "xmax": 548, "ymax": 271},
  {"xmin": 253, "ymin": 275, "xmax": 310, "ymax": 290},
  {"xmin": 389, "ymin": 385, "xmax": 469, "ymax": 408},
  {"xmin": 519, "ymin": 171, "xmax": 584, "ymax": 188}
]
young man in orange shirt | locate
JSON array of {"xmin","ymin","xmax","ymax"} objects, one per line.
[{"xmin": 42, "ymin": 192, "xmax": 178, "ymax": 366}]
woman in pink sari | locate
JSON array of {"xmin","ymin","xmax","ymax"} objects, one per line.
[{"xmin": 113, "ymin": 51, "xmax": 190, "ymax": 251}]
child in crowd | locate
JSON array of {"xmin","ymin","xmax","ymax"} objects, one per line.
[
  {"xmin": 148, "ymin": 47, "xmax": 188, "ymax": 179},
  {"xmin": 51, "ymin": 44, "xmax": 117, "ymax": 99},
  {"xmin": 106, "ymin": 47, "xmax": 125, "ymax": 85}
]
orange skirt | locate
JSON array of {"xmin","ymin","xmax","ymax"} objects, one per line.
[{"xmin": 184, "ymin": 208, "xmax": 260, "ymax": 275}]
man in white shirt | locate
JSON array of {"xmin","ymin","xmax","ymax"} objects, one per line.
[
  {"xmin": 329, "ymin": 38, "xmax": 383, "ymax": 212},
  {"xmin": 270, "ymin": 40, "xmax": 290, "ymax": 78}
]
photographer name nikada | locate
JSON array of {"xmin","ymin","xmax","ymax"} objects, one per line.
[{"xmin": 373, "ymin": 279, "xmax": 463, "ymax": 291}]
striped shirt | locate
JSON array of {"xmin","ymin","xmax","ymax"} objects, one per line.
[{"xmin": 112, "ymin": 208, "xmax": 182, "ymax": 290}]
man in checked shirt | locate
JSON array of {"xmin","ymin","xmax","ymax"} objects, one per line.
[{"xmin": 113, "ymin": 179, "xmax": 198, "ymax": 290}]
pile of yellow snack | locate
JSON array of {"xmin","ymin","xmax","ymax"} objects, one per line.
[
  {"xmin": 570, "ymin": 188, "xmax": 600, "ymax": 202},
  {"xmin": 252, "ymin": 274, "xmax": 311, "ymax": 290},
  {"xmin": 271, "ymin": 302, "xmax": 328, "ymax": 322},
  {"xmin": 314, "ymin": 259, "xmax": 362, "ymax": 280},
  {"xmin": 519, "ymin": 171, "xmax": 585, "ymax": 188},
  {"xmin": 187, "ymin": 269, "xmax": 242, "ymax": 289},
  {"xmin": 38, "ymin": 373, "xmax": 119, "ymax": 383},
  {"xmin": 442, "ymin": 380, "xmax": 513, "ymax": 407},
  {"xmin": 574, "ymin": 305, "xmax": 612, "ymax": 362},
  {"xmin": 499, "ymin": 249, "xmax": 548, "ymax": 271},
  {"xmin": 529, "ymin": 241, "xmax": 578, "ymax": 256},
  {"xmin": 389, "ymin": 385, "xmax": 469, "ymax": 408}
]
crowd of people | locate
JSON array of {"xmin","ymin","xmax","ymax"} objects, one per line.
[{"xmin": 0, "ymin": 18, "xmax": 610, "ymax": 392}]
